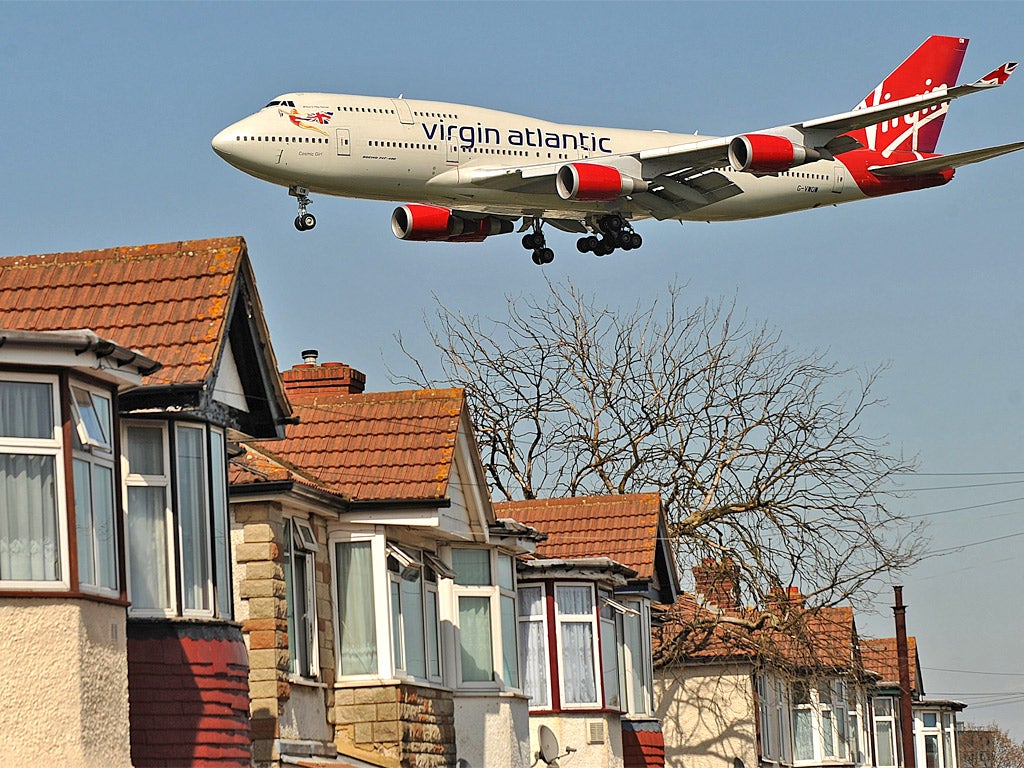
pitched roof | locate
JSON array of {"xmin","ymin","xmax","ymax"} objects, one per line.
[
  {"xmin": 862, "ymin": 636, "xmax": 921, "ymax": 694},
  {"xmin": 494, "ymin": 494, "xmax": 663, "ymax": 581},
  {"xmin": 0, "ymin": 237, "xmax": 249, "ymax": 388},
  {"xmin": 239, "ymin": 387, "xmax": 468, "ymax": 502},
  {"xmin": 0, "ymin": 237, "xmax": 291, "ymax": 437}
]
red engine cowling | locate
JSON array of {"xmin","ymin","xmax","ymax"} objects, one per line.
[
  {"xmin": 728, "ymin": 134, "xmax": 821, "ymax": 173},
  {"xmin": 391, "ymin": 205, "xmax": 513, "ymax": 242},
  {"xmin": 556, "ymin": 163, "xmax": 647, "ymax": 202}
]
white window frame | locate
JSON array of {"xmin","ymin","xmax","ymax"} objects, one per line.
[
  {"xmin": 123, "ymin": 420, "xmax": 175, "ymax": 616},
  {"xmin": 618, "ymin": 596, "xmax": 654, "ymax": 716},
  {"xmin": 517, "ymin": 582, "xmax": 552, "ymax": 710},
  {"xmin": 70, "ymin": 379, "xmax": 119, "ymax": 598},
  {"xmin": 450, "ymin": 547, "xmax": 519, "ymax": 690},
  {"xmin": 176, "ymin": 423, "xmax": 214, "ymax": 617},
  {"xmin": 285, "ymin": 517, "xmax": 320, "ymax": 680},
  {"xmin": 872, "ymin": 695, "xmax": 899, "ymax": 768},
  {"xmin": 330, "ymin": 529, "xmax": 390, "ymax": 681},
  {"xmin": 385, "ymin": 542, "xmax": 444, "ymax": 684},
  {"xmin": 553, "ymin": 581, "xmax": 602, "ymax": 709},
  {"xmin": 0, "ymin": 373, "xmax": 69, "ymax": 591},
  {"xmin": 916, "ymin": 709, "xmax": 955, "ymax": 768}
]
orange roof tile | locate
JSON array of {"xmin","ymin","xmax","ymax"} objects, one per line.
[
  {"xmin": 862, "ymin": 636, "xmax": 920, "ymax": 692},
  {"xmin": 0, "ymin": 238, "xmax": 247, "ymax": 388},
  {"xmin": 242, "ymin": 387, "xmax": 467, "ymax": 502},
  {"xmin": 494, "ymin": 494, "xmax": 662, "ymax": 581}
]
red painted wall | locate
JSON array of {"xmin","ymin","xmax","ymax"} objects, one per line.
[
  {"xmin": 128, "ymin": 621, "xmax": 251, "ymax": 768},
  {"xmin": 623, "ymin": 719, "xmax": 666, "ymax": 768}
]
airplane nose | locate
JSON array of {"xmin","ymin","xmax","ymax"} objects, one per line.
[{"xmin": 211, "ymin": 126, "xmax": 235, "ymax": 159}]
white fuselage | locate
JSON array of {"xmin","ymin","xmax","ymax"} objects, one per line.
[{"xmin": 212, "ymin": 93, "xmax": 867, "ymax": 223}]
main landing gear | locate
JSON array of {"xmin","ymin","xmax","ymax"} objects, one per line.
[
  {"xmin": 576, "ymin": 214, "xmax": 642, "ymax": 256},
  {"xmin": 522, "ymin": 221, "xmax": 554, "ymax": 265},
  {"xmin": 290, "ymin": 186, "xmax": 316, "ymax": 231}
]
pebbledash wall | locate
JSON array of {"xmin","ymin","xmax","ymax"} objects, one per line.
[{"xmin": 0, "ymin": 601, "xmax": 133, "ymax": 768}]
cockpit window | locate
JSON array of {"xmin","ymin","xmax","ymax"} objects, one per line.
[
  {"xmin": 264, "ymin": 99, "xmax": 296, "ymax": 108},
  {"xmin": 265, "ymin": 100, "xmax": 281, "ymax": 108}
]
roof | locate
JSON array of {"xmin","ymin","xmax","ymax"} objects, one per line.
[
  {"xmin": 0, "ymin": 237, "xmax": 291, "ymax": 436},
  {"xmin": 655, "ymin": 591, "xmax": 860, "ymax": 674},
  {"xmin": 861, "ymin": 636, "xmax": 921, "ymax": 694},
  {"xmin": 0, "ymin": 237, "xmax": 251, "ymax": 388},
  {"xmin": 238, "ymin": 387, "xmax": 467, "ymax": 502},
  {"xmin": 494, "ymin": 494, "xmax": 663, "ymax": 582}
]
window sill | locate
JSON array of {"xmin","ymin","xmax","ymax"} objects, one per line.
[{"xmin": 289, "ymin": 676, "xmax": 328, "ymax": 689}]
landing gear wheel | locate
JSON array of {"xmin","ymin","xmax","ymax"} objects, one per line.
[
  {"xmin": 630, "ymin": 233, "xmax": 642, "ymax": 249},
  {"xmin": 300, "ymin": 213, "xmax": 316, "ymax": 231},
  {"xmin": 531, "ymin": 251, "xmax": 544, "ymax": 265},
  {"xmin": 538, "ymin": 247, "xmax": 554, "ymax": 264},
  {"xmin": 294, "ymin": 216, "xmax": 305, "ymax": 231},
  {"xmin": 577, "ymin": 237, "xmax": 590, "ymax": 253}
]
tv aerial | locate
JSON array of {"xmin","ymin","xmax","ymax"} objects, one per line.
[{"xmin": 534, "ymin": 725, "xmax": 576, "ymax": 767}]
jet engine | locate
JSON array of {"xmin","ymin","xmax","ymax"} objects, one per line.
[
  {"xmin": 391, "ymin": 205, "xmax": 514, "ymax": 242},
  {"xmin": 727, "ymin": 134, "xmax": 821, "ymax": 173},
  {"xmin": 556, "ymin": 163, "xmax": 648, "ymax": 202}
]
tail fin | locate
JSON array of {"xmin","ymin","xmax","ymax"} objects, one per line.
[{"xmin": 848, "ymin": 35, "xmax": 969, "ymax": 154}]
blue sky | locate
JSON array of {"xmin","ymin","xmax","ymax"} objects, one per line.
[{"xmin": 4, "ymin": 0, "xmax": 1023, "ymax": 737}]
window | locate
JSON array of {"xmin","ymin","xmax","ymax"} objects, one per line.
[
  {"xmin": 791, "ymin": 679, "xmax": 852, "ymax": 763},
  {"xmin": 917, "ymin": 709, "xmax": 956, "ymax": 768},
  {"xmin": 757, "ymin": 672, "xmax": 793, "ymax": 762},
  {"xmin": 517, "ymin": 584, "xmax": 550, "ymax": 708},
  {"xmin": 0, "ymin": 375, "xmax": 66, "ymax": 587},
  {"xmin": 619, "ymin": 597, "xmax": 654, "ymax": 716},
  {"xmin": 873, "ymin": 696, "xmax": 899, "ymax": 768},
  {"xmin": 123, "ymin": 420, "xmax": 232, "ymax": 618},
  {"xmin": 386, "ymin": 543, "xmax": 440, "ymax": 681},
  {"xmin": 71, "ymin": 383, "xmax": 117, "ymax": 596},
  {"xmin": 452, "ymin": 548, "xmax": 519, "ymax": 688},
  {"xmin": 284, "ymin": 518, "xmax": 319, "ymax": 678},
  {"xmin": 334, "ymin": 537, "xmax": 378, "ymax": 676},
  {"xmin": 554, "ymin": 584, "xmax": 599, "ymax": 707}
]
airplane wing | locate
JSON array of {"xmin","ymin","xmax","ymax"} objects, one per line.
[
  {"xmin": 456, "ymin": 61, "xmax": 1017, "ymax": 218},
  {"xmin": 868, "ymin": 140, "xmax": 1024, "ymax": 176}
]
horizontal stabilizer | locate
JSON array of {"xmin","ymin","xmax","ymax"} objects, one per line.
[{"xmin": 869, "ymin": 141, "xmax": 1024, "ymax": 177}]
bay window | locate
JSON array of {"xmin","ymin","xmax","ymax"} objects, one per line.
[
  {"xmin": 123, "ymin": 420, "xmax": 232, "ymax": 618},
  {"xmin": 916, "ymin": 710, "xmax": 957, "ymax": 768},
  {"xmin": 792, "ymin": 679, "xmax": 852, "ymax": 763},
  {"xmin": 0, "ymin": 375, "xmax": 65, "ymax": 587},
  {"xmin": 758, "ymin": 672, "xmax": 793, "ymax": 763}
]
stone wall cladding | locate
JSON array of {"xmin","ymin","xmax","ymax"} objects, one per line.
[{"xmin": 334, "ymin": 683, "xmax": 456, "ymax": 768}]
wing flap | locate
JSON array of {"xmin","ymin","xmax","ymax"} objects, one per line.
[{"xmin": 869, "ymin": 141, "xmax": 1024, "ymax": 177}]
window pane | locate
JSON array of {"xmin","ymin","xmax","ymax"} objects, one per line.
[
  {"xmin": 561, "ymin": 622, "xmax": 597, "ymax": 704},
  {"xmin": 390, "ymin": 580, "xmax": 404, "ymax": 670},
  {"xmin": 501, "ymin": 594, "xmax": 518, "ymax": 687},
  {"xmin": 92, "ymin": 464, "xmax": 116, "ymax": 590},
  {"xmin": 0, "ymin": 381, "xmax": 53, "ymax": 439},
  {"xmin": 209, "ymin": 430, "xmax": 231, "ymax": 617},
  {"xmin": 176, "ymin": 426, "xmax": 211, "ymax": 612},
  {"xmin": 793, "ymin": 708, "xmax": 814, "ymax": 761},
  {"xmin": 556, "ymin": 584, "xmax": 593, "ymax": 616},
  {"xmin": 294, "ymin": 550, "xmax": 311, "ymax": 675},
  {"xmin": 519, "ymin": 585, "xmax": 544, "ymax": 617},
  {"xmin": 518, "ymin": 619, "xmax": 549, "ymax": 707},
  {"xmin": 600, "ymin": 616, "xmax": 620, "ymax": 709},
  {"xmin": 875, "ymin": 721, "xmax": 895, "ymax": 767},
  {"xmin": 459, "ymin": 595, "xmax": 493, "ymax": 682},
  {"xmin": 127, "ymin": 486, "xmax": 172, "ymax": 609},
  {"xmin": 0, "ymin": 454, "xmax": 60, "ymax": 581},
  {"xmin": 72, "ymin": 387, "xmax": 109, "ymax": 448},
  {"xmin": 426, "ymin": 589, "xmax": 441, "ymax": 679},
  {"xmin": 624, "ymin": 610, "xmax": 646, "ymax": 714},
  {"xmin": 452, "ymin": 549, "xmax": 490, "ymax": 585},
  {"xmin": 925, "ymin": 734, "xmax": 939, "ymax": 768},
  {"xmin": 74, "ymin": 459, "xmax": 95, "ymax": 586},
  {"xmin": 401, "ymin": 571, "xmax": 425, "ymax": 678},
  {"xmin": 126, "ymin": 426, "xmax": 164, "ymax": 476},
  {"xmin": 497, "ymin": 553, "xmax": 514, "ymax": 590},
  {"xmin": 336, "ymin": 541, "xmax": 377, "ymax": 675}
]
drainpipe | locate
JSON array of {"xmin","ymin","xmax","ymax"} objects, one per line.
[{"xmin": 894, "ymin": 586, "xmax": 916, "ymax": 768}]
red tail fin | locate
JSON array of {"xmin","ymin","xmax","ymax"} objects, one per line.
[{"xmin": 848, "ymin": 36, "xmax": 968, "ymax": 155}]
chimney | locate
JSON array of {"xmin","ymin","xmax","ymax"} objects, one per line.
[
  {"xmin": 281, "ymin": 349, "xmax": 367, "ymax": 395},
  {"xmin": 692, "ymin": 558, "xmax": 741, "ymax": 609}
]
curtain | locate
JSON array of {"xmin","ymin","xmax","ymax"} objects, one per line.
[
  {"xmin": 0, "ymin": 381, "xmax": 52, "ymax": 439},
  {"xmin": 555, "ymin": 584, "xmax": 593, "ymax": 615},
  {"xmin": 336, "ymin": 541, "xmax": 378, "ymax": 675},
  {"xmin": 452, "ymin": 548, "xmax": 490, "ymax": 586},
  {"xmin": 458, "ymin": 596, "xmax": 493, "ymax": 682},
  {"xmin": 561, "ymin": 622, "xmax": 597, "ymax": 704},
  {"xmin": 127, "ymin": 486, "xmax": 171, "ymax": 609},
  {"xmin": 0, "ymin": 454, "xmax": 59, "ymax": 581},
  {"xmin": 518, "ymin": 619, "xmax": 549, "ymax": 706},
  {"xmin": 793, "ymin": 707, "xmax": 814, "ymax": 761}
]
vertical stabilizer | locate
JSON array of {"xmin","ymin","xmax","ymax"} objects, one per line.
[{"xmin": 848, "ymin": 35, "xmax": 969, "ymax": 155}]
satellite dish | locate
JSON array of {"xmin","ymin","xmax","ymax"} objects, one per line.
[{"xmin": 538, "ymin": 725, "xmax": 560, "ymax": 766}]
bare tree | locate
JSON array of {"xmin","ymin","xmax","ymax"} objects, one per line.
[
  {"xmin": 393, "ymin": 278, "xmax": 925, "ymax": 614},
  {"xmin": 959, "ymin": 724, "xmax": 1024, "ymax": 768}
]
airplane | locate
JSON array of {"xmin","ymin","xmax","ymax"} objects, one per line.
[{"xmin": 212, "ymin": 35, "xmax": 1023, "ymax": 265}]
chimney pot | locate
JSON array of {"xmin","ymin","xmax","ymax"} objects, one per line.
[{"xmin": 301, "ymin": 349, "xmax": 319, "ymax": 366}]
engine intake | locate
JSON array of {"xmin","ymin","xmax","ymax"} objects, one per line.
[
  {"xmin": 391, "ymin": 205, "xmax": 513, "ymax": 242},
  {"xmin": 556, "ymin": 163, "xmax": 648, "ymax": 202},
  {"xmin": 728, "ymin": 134, "xmax": 821, "ymax": 173}
]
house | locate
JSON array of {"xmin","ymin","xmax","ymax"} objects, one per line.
[
  {"xmin": 0, "ymin": 238, "xmax": 292, "ymax": 768},
  {"xmin": 861, "ymin": 637, "xmax": 964, "ymax": 768},
  {"xmin": 495, "ymin": 494, "xmax": 680, "ymax": 768},
  {"xmin": 653, "ymin": 560, "xmax": 875, "ymax": 768},
  {"xmin": 229, "ymin": 354, "xmax": 542, "ymax": 768}
]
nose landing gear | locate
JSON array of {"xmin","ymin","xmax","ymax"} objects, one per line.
[{"xmin": 290, "ymin": 186, "xmax": 316, "ymax": 231}]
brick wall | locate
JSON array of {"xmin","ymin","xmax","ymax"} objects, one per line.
[
  {"xmin": 127, "ymin": 621, "xmax": 251, "ymax": 768},
  {"xmin": 334, "ymin": 683, "xmax": 456, "ymax": 768}
]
